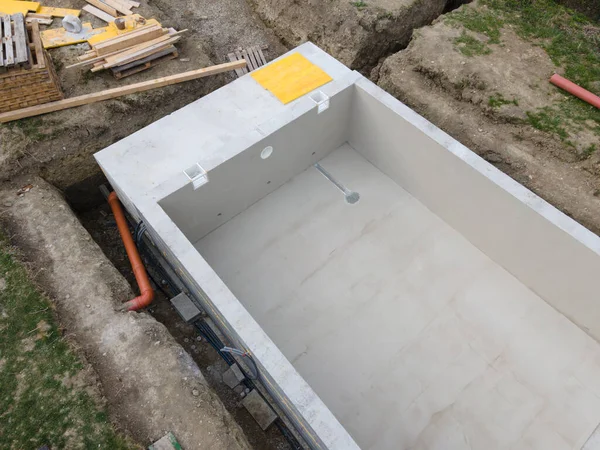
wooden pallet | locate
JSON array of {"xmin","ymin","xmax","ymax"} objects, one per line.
[
  {"xmin": 110, "ymin": 45, "xmax": 178, "ymax": 79},
  {"xmin": 1, "ymin": 13, "xmax": 30, "ymax": 69},
  {"xmin": 0, "ymin": 22, "xmax": 63, "ymax": 113},
  {"xmin": 227, "ymin": 45, "xmax": 267, "ymax": 77}
]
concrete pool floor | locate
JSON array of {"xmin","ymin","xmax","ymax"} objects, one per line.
[{"xmin": 196, "ymin": 144, "xmax": 600, "ymax": 449}]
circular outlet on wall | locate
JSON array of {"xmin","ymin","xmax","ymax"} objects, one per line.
[{"xmin": 261, "ymin": 146, "xmax": 273, "ymax": 159}]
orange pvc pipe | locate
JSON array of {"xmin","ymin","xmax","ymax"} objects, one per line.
[
  {"xmin": 550, "ymin": 74, "xmax": 600, "ymax": 109},
  {"xmin": 108, "ymin": 192, "xmax": 154, "ymax": 311}
]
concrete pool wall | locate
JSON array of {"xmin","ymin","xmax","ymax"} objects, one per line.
[{"xmin": 96, "ymin": 43, "xmax": 600, "ymax": 449}]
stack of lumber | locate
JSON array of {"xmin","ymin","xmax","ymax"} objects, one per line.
[
  {"xmin": 0, "ymin": 20, "xmax": 63, "ymax": 113},
  {"xmin": 69, "ymin": 23, "xmax": 186, "ymax": 79},
  {"xmin": 84, "ymin": 0, "xmax": 139, "ymax": 20}
]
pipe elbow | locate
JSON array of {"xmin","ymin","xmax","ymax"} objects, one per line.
[{"xmin": 122, "ymin": 289, "xmax": 154, "ymax": 312}]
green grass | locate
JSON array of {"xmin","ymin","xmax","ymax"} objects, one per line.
[
  {"xmin": 447, "ymin": 7, "xmax": 504, "ymax": 44},
  {"xmin": 454, "ymin": 32, "xmax": 492, "ymax": 56},
  {"xmin": 351, "ymin": 1, "xmax": 367, "ymax": 8},
  {"xmin": 489, "ymin": 93, "xmax": 519, "ymax": 108},
  {"xmin": 0, "ymin": 237, "xmax": 137, "ymax": 450},
  {"xmin": 447, "ymin": 0, "xmax": 600, "ymax": 142},
  {"xmin": 526, "ymin": 107, "xmax": 569, "ymax": 139}
]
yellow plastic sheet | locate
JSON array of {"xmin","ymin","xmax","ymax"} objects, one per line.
[
  {"xmin": 41, "ymin": 23, "xmax": 106, "ymax": 48},
  {"xmin": 0, "ymin": 0, "xmax": 39, "ymax": 15},
  {"xmin": 37, "ymin": 6, "xmax": 81, "ymax": 17},
  {"xmin": 251, "ymin": 52, "xmax": 332, "ymax": 104}
]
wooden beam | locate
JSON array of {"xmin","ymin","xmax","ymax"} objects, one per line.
[
  {"xmin": 99, "ymin": 0, "xmax": 131, "ymax": 16},
  {"xmin": 93, "ymin": 25, "xmax": 165, "ymax": 55},
  {"xmin": 0, "ymin": 60, "xmax": 247, "ymax": 122},
  {"xmin": 84, "ymin": 0, "xmax": 117, "ymax": 18},
  {"xmin": 82, "ymin": 5, "xmax": 114, "ymax": 23}
]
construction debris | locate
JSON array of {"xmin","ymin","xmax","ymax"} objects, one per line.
[
  {"xmin": 0, "ymin": 59, "xmax": 246, "ymax": 122},
  {"xmin": 0, "ymin": 20, "xmax": 63, "ymax": 113},
  {"xmin": 228, "ymin": 46, "xmax": 267, "ymax": 77},
  {"xmin": 68, "ymin": 21, "xmax": 187, "ymax": 79}
]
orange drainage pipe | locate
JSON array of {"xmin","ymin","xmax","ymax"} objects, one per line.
[
  {"xmin": 550, "ymin": 74, "xmax": 600, "ymax": 110},
  {"xmin": 108, "ymin": 191, "xmax": 154, "ymax": 311}
]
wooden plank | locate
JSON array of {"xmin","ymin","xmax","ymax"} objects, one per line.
[
  {"xmin": 234, "ymin": 49, "xmax": 247, "ymax": 74},
  {"xmin": 26, "ymin": 16, "xmax": 52, "ymax": 25},
  {"xmin": 246, "ymin": 47, "xmax": 259, "ymax": 71},
  {"xmin": 36, "ymin": 6, "xmax": 81, "ymax": 17},
  {"xmin": 228, "ymin": 52, "xmax": 244, "ymax": 78},
  {"xmin": 112, "ymin": 46, "xmax": 176, "ymax": 78},
  {"xmin": 100, "ymin": 32, "xmax": 178, "ymax": 64},
  {"xmin": 93, "ymin": 25, "xmax": 165, "ymax": 55},
  {"xmin": 98, "ymin": 36, "xmax": 180, "ymax": 70},
  {"xmin": 84, "ymin": 0, "xmax": 117, "ymax": 18},
  {"xmin": 124, "ymin": 0, "xmax": 140, "ymax": 7},
  {"xmin": 2, "ymin": 15, "xmax": 13, "ymax": 66},
  {"xmin": 82, "ymin": 5, "xmax": 114, "ymax": 23},
  {"xmin": 255, "ymin": 46, "xmax": 267, "ymax": 66},
  {"xmin": 0, "ymin": 15, "xmax": 4, "ymax": 66},
  {"xmin": 13, "ymin": 13, "xmax": 28, "ymax": 64},
  {"xmin": 0, "ymin": 60, "xmax": 247, "ymax": 122},
  {"xmin": 30, "ymin": 21, "xmax": 44, "ymax": 68},
  {"xmin": 91, "ymin": 23, "xmax": 162, "ymax": 48},
  {"xmin": 98, "ymin": 0, "xmax": 132, "ymax": 16}
]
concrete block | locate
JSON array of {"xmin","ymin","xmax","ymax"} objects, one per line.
[
  {"xmin": 170, "ymin": 292, "xmax": 202, "ymax": 323},
  {"xmin": 241, "ymin": 390, "xmax": 277, "ymax": 431},
  {"xmin": 222, "ymin": 363, "xmax": 245, "ymax": 389}
]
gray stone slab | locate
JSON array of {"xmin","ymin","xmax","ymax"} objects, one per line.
[
  {"xmin": 170, "ymin": 292, "xmax": 202, "ymax": 323},
  {"xmin": 241, "ymin": 390, "xmax": 277, "ymax": 431},
  {"xmin": 222, "ymin": 363, "xmax": 245, "ymax": 389}
]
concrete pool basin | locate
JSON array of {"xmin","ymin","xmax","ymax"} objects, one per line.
[{"xmin": 96, "ymin": 43, "xmax": 600, "ymax": 449}]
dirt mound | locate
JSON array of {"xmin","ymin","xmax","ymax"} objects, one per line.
[
  {"xmin": 248, "ymin": 0, "xmax": 467, "ymax": 71},
  {"xmin": 378, "ymin": 4, "xmax": 600, "ymax": 235}
]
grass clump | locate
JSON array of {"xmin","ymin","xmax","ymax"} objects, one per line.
[
  {"xmin": 526, "ymin": 107, "xmax": 569, "ymax": 139},
  {"xmin": 0, "ymin": 236, "xmax": 137, "ymax": 450},
  {"xmin": 454, "ymin": 32, "xmax": 492, "ymax": 56},
  {"xmin": 351, "ymin": 1, "xmax": 367, "ymax": 8},
  {"xmin": 448, "ymin": 7, "xmax": 504, "ymax": 44},
  {"xmin": 489, "ymin": 93, "xmax": 519, "ymax": 108}
]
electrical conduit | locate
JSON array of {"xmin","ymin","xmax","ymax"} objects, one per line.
[{"xmin": 108, "ymin": 192, "xmax": 154, "ymax": 311}]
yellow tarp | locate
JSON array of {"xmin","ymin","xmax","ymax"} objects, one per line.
[
  {"xmin": 41, "ymin": 22, "xmax": 106, "ymax": 48},
  {"xmin": 87, "ymin": 15, "xmax": 159, "ymax": 46},
  {"xmin": 251, "ymin": 52, "xmax": 333, "ymax": 104},
  {"xmin": 0, "ymin": 0, "xmax": 40, "ymax": 15},
  {"xmin": 37, "ymin": 6, "xmax": 81, "ymax": 17}
]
